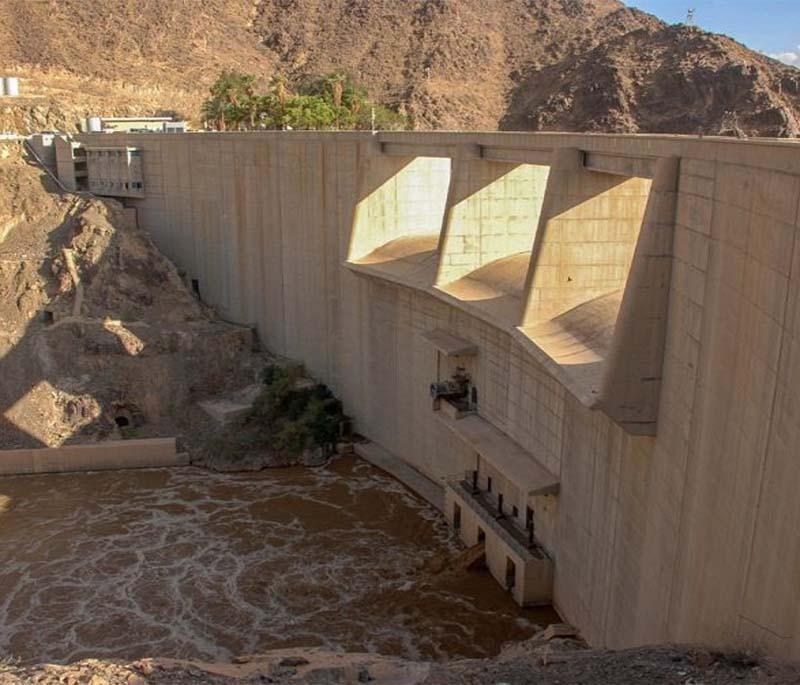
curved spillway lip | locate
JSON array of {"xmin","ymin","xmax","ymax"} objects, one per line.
[
  {"xmin": 436, "ymin": 252, "xmax": 531, "ymax": 329},
  {"xmin": 351, "ymin": 234, "xmax": 440, "ymax": 288},
  {"xmin": 516, "ymin": 291, "xmax": 623, "ymax": 404},
  {"xmin": 441, "ymin": 252, "xmax": 531, "ymax": 297},
  {"xmin": 345, "ymin": 246, "xmax": 625, "ymax": 408},
  {"xmin": 524, "ymin": 291, "xmax": 621, "ymax": 364}
]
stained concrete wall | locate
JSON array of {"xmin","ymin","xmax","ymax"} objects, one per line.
[
  {"xmin": 349, "ymin": 155, "xmax": 451, "ymax": 261},
  {"xmin": 522, "ymin": 148, "xmax": 653, "ymax": 324},
  {"xmin": 0, "ymin": 438, "xmax": 182, "ymax": 475},
  {"xmin": 437, "ymin": 160, "xmax": 549, "ymax": 285},
  {"xmin": 74, "ymin": 130, "xmax": 800, "ymax": 661}
]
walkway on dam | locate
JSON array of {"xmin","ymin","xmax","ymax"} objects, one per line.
[{"xmin": 354, "ymin": 441, "xmax": 445, "ymax": 512}]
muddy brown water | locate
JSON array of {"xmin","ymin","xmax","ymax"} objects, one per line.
[{"xmin": 0, "ymin": 457, "xmax": 556, "ymax": 665}]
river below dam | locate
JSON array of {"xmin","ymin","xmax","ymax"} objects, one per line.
[{"xmin": 0, "ymin": 457, "xmax": 555, "ymax": 665}]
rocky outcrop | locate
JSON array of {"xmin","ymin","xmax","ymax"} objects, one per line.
[
  {"xmin": 1, "ymin": 641, "xmax": 797, "ymax": 684},
  {"xmin": 502, "ymin": 24, "xmax": 800, "ymax": 137},
  {"xmin": 194, "ymin": 366, "xmax": 348, "ymax": 472},
  {"xmin": 0, "ymin": 142, "xmax": 262, "ymax": 449}
]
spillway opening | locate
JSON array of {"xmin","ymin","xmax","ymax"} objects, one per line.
[{"xmin": 348, "ymin": 155, "xmax": 451, "ymax": 288}]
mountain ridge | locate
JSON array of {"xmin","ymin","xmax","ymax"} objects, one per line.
[{"xmin": 0, "ymin": 0, "xmax": 798, "ymax": 136}]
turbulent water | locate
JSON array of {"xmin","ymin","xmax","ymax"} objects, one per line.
[{"xmin": 0, "ymin": 458, "xmax": 552, "ymax": 665}]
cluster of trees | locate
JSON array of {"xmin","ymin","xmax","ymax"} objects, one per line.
[
  {"xmin": 206, "ymin": 363, "xmax": 346, "ymax": 465},
  {"xmin": 200, "ymin": 71, "xmax": 409, "ymax": 131}
]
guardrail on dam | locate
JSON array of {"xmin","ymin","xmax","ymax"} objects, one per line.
[{"xmin": 73, "ymin": 130, "xmax": 800, "ymax": 659}]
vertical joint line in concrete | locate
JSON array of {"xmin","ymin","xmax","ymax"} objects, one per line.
[{"xmin": 736, "ymin": 171, "xmax": 800, "ymax": 639}]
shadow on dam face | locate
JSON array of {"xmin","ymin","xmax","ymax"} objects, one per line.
[{"xmin": 0, "ymin": 457, "xmax": 559, "ymax": 665}]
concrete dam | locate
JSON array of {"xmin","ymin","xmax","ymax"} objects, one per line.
[{"xmin": 59, "ymin": 130, "xmax": 800, "ymax": 660}]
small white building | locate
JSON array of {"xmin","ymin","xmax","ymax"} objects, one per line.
[
  {"xmin": 28, "ymin": 133, "xmax": 58, "ymax": 176},
  {"xmin": 83, "ymin": 116, "xmax": 187, "ymax": 133}
]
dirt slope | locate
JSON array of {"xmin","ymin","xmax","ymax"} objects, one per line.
[
  {"xmin": 0, "ymin": 142, "xmax": 260, "ymax": 449},
  {"xmin": 0, "ymin": 0, "xmax": 798, "ymax": 135},
  {"xmin": 0, "ymin": 0, "xmax": 268, "ymax": 90},
  {"xmin": 0, "ymin": 0, "xmax": 271, "ymax": 133}
]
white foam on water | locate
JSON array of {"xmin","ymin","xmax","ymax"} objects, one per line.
[{"xmin": 0, "ymin": 462, "xmax": 543, "ymax": 665}]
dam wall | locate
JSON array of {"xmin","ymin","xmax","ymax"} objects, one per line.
[{"xmin": 74, "ymin": 130, "xmax": 800, "ymax": 659}]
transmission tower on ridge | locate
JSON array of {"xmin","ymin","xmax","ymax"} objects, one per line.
[{"xmin": 686, "ymin": 8, "xmax": 696, "ymax": 26}]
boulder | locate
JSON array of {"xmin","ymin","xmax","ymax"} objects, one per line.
[{"xmin": 543, "ymin": 623, "xmax": 578, "ymax": 641}]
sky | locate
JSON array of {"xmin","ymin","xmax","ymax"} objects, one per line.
[{"xmin": 627, "ymin": 0, "xmax": 800, "ymax": 66}]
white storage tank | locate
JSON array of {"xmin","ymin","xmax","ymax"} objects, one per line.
[
  {"xmin": 2, "ymin": 77, "xmax": 19, "ymax": 97},
  {"xmin": 87, "ymin": 116, "xmax": 103, "ymax": 133}
]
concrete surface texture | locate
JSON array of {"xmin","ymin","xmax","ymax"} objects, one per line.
[
  {"xmin": 71, "ymin": 129, "xmax": 800, "ymax": 660},
  {"xmin": 445, "ymin": 479, "xmax": 555, "ymax": 607},
  {"xmin": 0, "ymin": 438, "xmax": 182, "ymax": 475}
]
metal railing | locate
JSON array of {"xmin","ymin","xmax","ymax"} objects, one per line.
[{"xmin": 446, "ymin": 471, "xmax": 545, "ymax": 557}]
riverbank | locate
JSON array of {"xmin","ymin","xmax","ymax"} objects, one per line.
[{"xmin": 2, "ymin": 639, "xmax": 799, "ymax": 685}]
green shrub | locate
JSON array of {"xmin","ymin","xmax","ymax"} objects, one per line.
[
  {"xmin": 120, "ymin": 425, "xmax": 140, "ymax": 440},
  {"xmin": 201, "ymin": 70, "xmax": 409, "ymax": 131},
  {"xmin": 230, "ymin": 363, "xmax": 345, "ymax": 457},
  {"xmin": 273, "ymin": 421, "xmax": 312, "ymax": 454},
  {"xmin": 261, "ymin": 363, "xmax": 288, "ymax": 386}
]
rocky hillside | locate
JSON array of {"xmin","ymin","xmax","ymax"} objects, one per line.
[
  {"xmin": 248, "ymin": 0, "xmax": 655, "ymax": 130},
  {"xmin": 0, "ymin": 0, "xmax": 266, "ymax": 133},
  {"xmin": 0, "ymin": 141, "xmax": 261, "ymax": 449},
  {"xmin": 501, "ymin": 22, "xmax": 800, "ymax": 135},
  {"xmin": 0, "ymin": 0, "xmax": 798, "ymax": 135}
]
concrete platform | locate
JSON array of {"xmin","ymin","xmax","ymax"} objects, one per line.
[
  {"xmin": 0, "ymin": 438, "xmax": 184, "ymax": 476},
  {"xmin": 435, "ymin": 411, "xmax": 559, "ymax": 496},
  {"xmin": 354, "ymin": 441, "xmax": 445, "ymax": 512},
  {"xmin": 198, "ymin": 383, "xmax": 262, "ymax": 425}
]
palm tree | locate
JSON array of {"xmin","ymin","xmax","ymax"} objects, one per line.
[
  {"xmin": 202, "ymin": 71, "xmax": 257, "ymax": 130},
  {"xmin": 268, "ymin": 75, "xmax": 290, "ymax": 129}
]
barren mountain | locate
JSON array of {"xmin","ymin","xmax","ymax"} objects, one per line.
[
  {"xmin": 0, "ymin": 0, "xmax": 798, "ymax": 135},
  {"xmin": 502, "ymin": 23, "xmax": 800, "ymax": 135}
]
